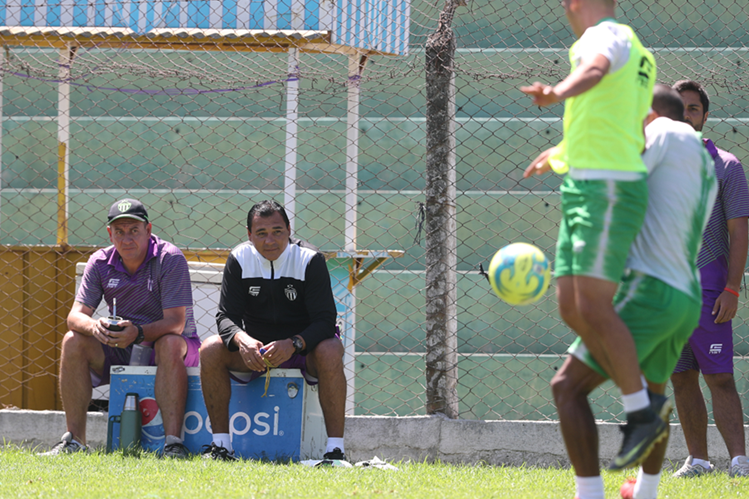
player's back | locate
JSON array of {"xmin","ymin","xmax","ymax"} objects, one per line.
[{"xmin": 626, "ymin": 117, "xmax": 718, "ymax": 302}]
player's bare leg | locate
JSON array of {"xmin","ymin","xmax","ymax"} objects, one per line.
[
  {"xmin": 573, "ymin": 276, "xmax": 642, "ymax": 396},
  {"xmin": 552, "ymin": 355, "xmax": 606, "ymax": 476},
  {"xmin": 153, "ymin": 334, "xmax": 188, "ymax": 438},
  {"xmin": 704, "ymin": 372, "xmax": 747, "ymax": 459},
  {"xmin": 671, "ymin": 369, "xmax": 710, "ymax": 460},
  {"xmin": 307, "ymin": 337, "xmax": 346, "ymax": 439},
  {"xmin": 558, "ymin": 275, "xmax": 665, "ymax": 470},
  {"xmin": 199, "ymin": 335, "xmax": 248, "ymax": 434},
  {"xmin": 59, "ymin": 331, "xmax": 106, "ymax": 445},
  {"xmin": 557, "ymin": 276, "xmax": 615, "ymax": 376}
]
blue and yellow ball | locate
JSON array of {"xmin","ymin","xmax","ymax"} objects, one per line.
[{"xmin": 488, "ymin": 242, "xmax": 552, "ymax": 306}]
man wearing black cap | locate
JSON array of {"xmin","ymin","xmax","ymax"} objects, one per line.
[{"xmin": 40, "ymin": 199, "xmax": 201, "ymax": 458}]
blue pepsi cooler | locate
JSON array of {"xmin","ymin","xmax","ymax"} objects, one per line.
[{"xmin": 108, "ymin": 366, "xmax": 327, "ymax": 460}]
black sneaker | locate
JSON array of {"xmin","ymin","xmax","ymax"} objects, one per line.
[
  {"xmin": 323, "ymin": 447, "xmax": 346, "ymax": 460},
  {"xmin": 200, "ymin": 443, "xmax": 239, "ymax": 462},
  {"xmin": 316, "ymin": 447, "xmax": 348, "ymax": 466},
  {"xmin": 608, "ymin": 407, "xmax": 668, "ymax": 471},
  {"xmin": 163, "ymin": 442, "xmax": 190, "ymax": 459}
]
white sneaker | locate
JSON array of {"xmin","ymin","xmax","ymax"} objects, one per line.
[
  {"xmin": 38, "ymin": 432, "xmax": 87, "ymax": 456},
  {"xmin": 672, "ymin": 455, "xmax": 714, "ymax": 478},
  {"xmin": 729, "ymin": 456, "xmax": 749, "ymax": 478}
]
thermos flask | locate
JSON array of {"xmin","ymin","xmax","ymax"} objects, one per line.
[{"xmin": 106, "ymin": 392, "xmax": 142, "ymax": 452}]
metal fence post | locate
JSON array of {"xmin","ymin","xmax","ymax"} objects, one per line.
[{"xmin": 424, "ymin": 0, "xmax": 461, "ymax": 418}]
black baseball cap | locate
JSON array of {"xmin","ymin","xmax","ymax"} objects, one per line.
[{"xmin": 107, "ymin": 198, "xmax": 149, "ymax": 224}]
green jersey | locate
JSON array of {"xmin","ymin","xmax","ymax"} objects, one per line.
[{"xmin": 550, "ymin": 20, "xmax": 656, "ymax": 179}]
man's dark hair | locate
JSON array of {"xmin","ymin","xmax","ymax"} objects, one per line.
[
  {"xmin": 247, "ymin": 200, "xmax": 290, "ymax": 232},
  {"xmin": 652, "ymin": 84, "xmax": 685, "ymax": 121},
  {"xmin": 672, "ymin": 79, "xmax": 710, "ymax": 114}
]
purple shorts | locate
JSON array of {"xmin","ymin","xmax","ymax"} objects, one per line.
[
  {"xmin": 673, "ymin": 290, "xmax": 734, "ymax": 375},
  {"xmin": 91, "ymin": 335, "xmax": 201, "ymax": 387},
  {"xmin": 229, "ymin": 354, "xmax": 318, "ymax": 386}
]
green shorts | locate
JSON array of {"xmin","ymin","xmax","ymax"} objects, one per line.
[
  {"xmin": 555, "ymin": 176, "xmax": 648, "ymax": 283},
  {"xmin": 568, "ymin": 271, "xmax": 701, "ymax": 384}
]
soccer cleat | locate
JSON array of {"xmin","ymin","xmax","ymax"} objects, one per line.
[
  {"xmin": 672, "ymin": 456, "xmax": 714, "ymax": 478},
  {"xmin": 729, "ymin": 456, "xmax": 749, "ymax": 478},
  {"xmin": 200, "ymin": 443, "xmax": 238, "ymax": 462},
  {"xmin": 38, "ymin": 432, "xmax": 87, "ymax": 456},
  {"xmin": 608, "ymin": 408, "xmax": 668, "ymax": 471},
  {"xmin": 163, "ymin": 442, "xmax": 190, "ymax": 459},
  {"xmin": 648, "ymin": 391, "xmax": 674, "ymax": 422},
  {"xmin": 619, "ymin": 478, "xmax": 636, "ymax": 499}
]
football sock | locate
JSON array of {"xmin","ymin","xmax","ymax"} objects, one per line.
[
  {"xmin": 622, "ymin": 387, "xmax": 650, "ymax": 414},
  {"xmin": 165, "ymin": 435, "xmax": 183, "ymax": 446},
  {"xmin": 633, "ymin": 468, "xmax": 661, "ymax": 499},
  {"xmin": 212, "ymin": 433, "xmax": 233, "ymax": 452},
  {"xmin": 326, "ymin": 438, "xmax": 345, "ymax": 454},
  {"xmin": 575, "ymin": 475, "xmax": 604, "ymax": 499},
  {"xmin": 731, "ymin": 456, "xmax": 745, "ymax": 467}
]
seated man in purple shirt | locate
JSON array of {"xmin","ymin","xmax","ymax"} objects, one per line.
[
  {"xmin": 670, "ymin": 80, "xmax": 749, "ymax": 478},
  {"xmin": 40, "ymin": 199, "xmax": 201, "ymax": 458}
]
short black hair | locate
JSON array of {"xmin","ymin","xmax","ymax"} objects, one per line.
[
  {"xmin": 672, "ymin": 79, "xmax": 710, "ymax": 114},
  {"xmin": 247, "ymin": 200, "xmax": 290, "ymax": 232},
  {"xmin": 652, "ymin": 84, "xmax": 685, "ymax": 121}
]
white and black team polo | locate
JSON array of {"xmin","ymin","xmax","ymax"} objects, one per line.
[{"xmin": 216, "ymin": 238, "xmax": 337, "ymax": 353}]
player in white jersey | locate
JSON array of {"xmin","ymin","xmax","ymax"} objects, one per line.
[{"xmin": 551, "ymin": 84, "xmax": 717, "ymax": 499}]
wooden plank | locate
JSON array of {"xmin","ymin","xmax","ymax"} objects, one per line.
[
  {"xmin": 23, "ymin": 251, "xmax": 61, "ymax": 409},
  {"xmin": 0, "ymin": 250, "xmax": 25, "ymax": 408}
]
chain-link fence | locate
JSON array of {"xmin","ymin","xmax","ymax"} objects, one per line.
[{"xmin": 1, "ymin": 0, "xmax": 748, "ymax": 423}]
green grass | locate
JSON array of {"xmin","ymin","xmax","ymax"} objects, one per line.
[{"xmin": 1, "ymin": 446, "xmax": 748, "ymax": 498}]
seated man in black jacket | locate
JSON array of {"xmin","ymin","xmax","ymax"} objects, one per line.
[{"xmin": 199, "ymin": 200, "xmax": 345, "ymax": 461}]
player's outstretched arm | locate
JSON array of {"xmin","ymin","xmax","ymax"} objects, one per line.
[
  {"xmin": 520, "ymin": 82, "xmax": 561, "ymax": 107},
  {"xmin": 553, "ymin": 53, "xmax": 610, "ymax": 101},
  {"xmin": 521, "ymin": 54, "xmax": 610, "ymax": 108},
  {"xmin": 524, "ymin": 147, "xmax": 558, "ymax": 178}
]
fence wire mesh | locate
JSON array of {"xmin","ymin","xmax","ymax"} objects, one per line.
[{"xmin": 0, "ymin": 0, "xmax": 748, "ymax": 423}]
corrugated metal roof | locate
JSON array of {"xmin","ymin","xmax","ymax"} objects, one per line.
[
  {"xmin": 0, "ymin": 0, "xmax": 410, "ymax": 55},
  {"xmin": 0, "ymin": 26, "xmax": 337, "ymax": 51}
]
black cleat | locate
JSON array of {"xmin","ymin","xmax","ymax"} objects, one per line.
[
  {"xmin": 608, "ymin": 405, "xmax": 669, "ymax": 471},
  {"xmin": 316, "ymin": 447, "xmax": 348, "ymax": 466},
  {"xmin": 200, "ymin": 443, "xmax": 239, "ymax": 461}
]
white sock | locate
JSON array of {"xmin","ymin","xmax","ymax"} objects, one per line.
[
  {"xmin": 693, "ymin": 457, "xmax": 711, "ymax": 469},
  {"xmin": 212, "ymin": 433, "xmax": 233, "ymax": 452},
  {"xmin": 633, "ymin": 468, "xmax": 661, "ymax": 499},
  {"xmin": 622, "ymin": 387, "xmax": 650, "ymax": 413},
  {"xmin": 731, "ymin": 456, "xmax": 746, "ymax": 467},
  {"xmin": 326, "ymin": 437, "xmax": 345, "ymax": 454},
  {"xmin": 165, "ymin": 435, "xmax": 183, "ymax": 446},
  {"xmin": 575, "ymin": 475, "xmax": 605, "ymax": 499}
]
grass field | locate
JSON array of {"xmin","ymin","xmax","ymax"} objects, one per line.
[{"xmin": 1, "ymin": 446, "xmax": 748, "ymax": 498}]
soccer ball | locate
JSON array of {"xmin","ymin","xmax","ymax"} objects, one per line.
[{"xmin": 488, "ymin": 242, "xmax": 552, "ymax": 305}]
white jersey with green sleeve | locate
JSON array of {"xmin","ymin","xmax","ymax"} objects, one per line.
[{"xmin": 626, "ymin": 117, "xmax": 718, "ymax": 301}]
